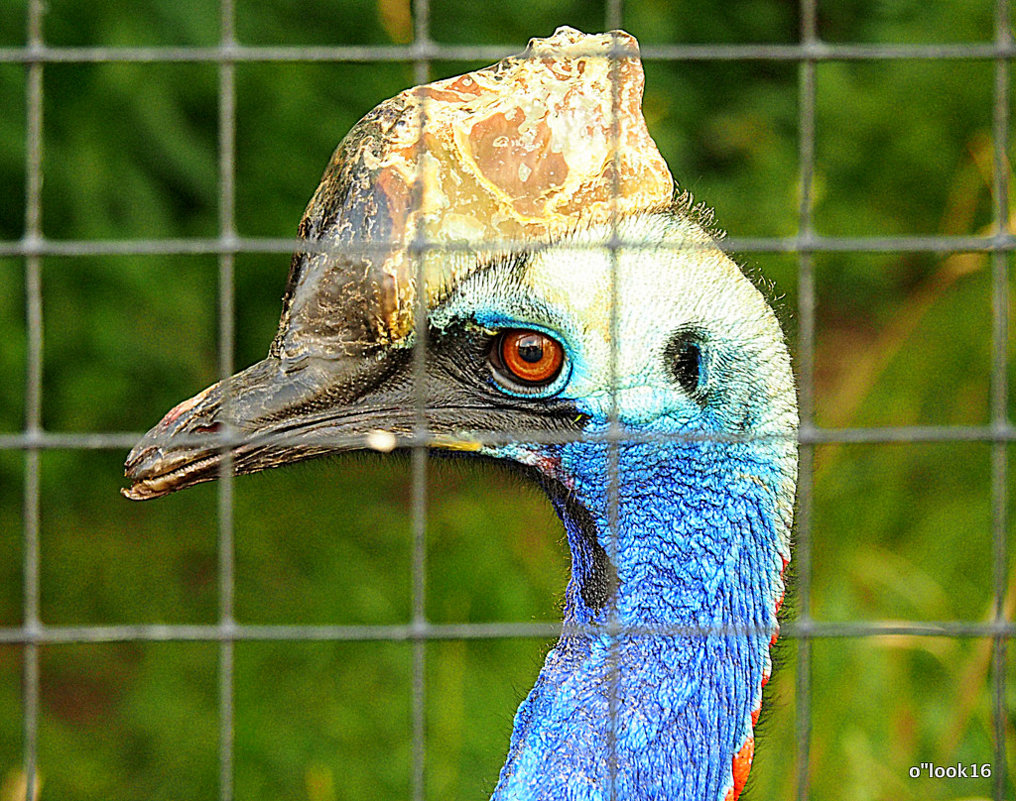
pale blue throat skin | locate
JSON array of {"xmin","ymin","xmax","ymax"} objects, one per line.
[
  {"xmin": 432, "ymin": 212, "xmax": 799, "ymax": 801},
  {"xmin": 487, "ymin": 432, "xmax": 789, "ymax": 801}
]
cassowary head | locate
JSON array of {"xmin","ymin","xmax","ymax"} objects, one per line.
[
  {"xmin": 123, "ymin": 208, "xmax": 794, "ymax": 500},
  {"xmin": 123, "ymin": 27, "xmax": 797, "ymax": 801}
]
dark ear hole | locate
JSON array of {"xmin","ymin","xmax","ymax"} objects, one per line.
[
  {"xmin": 666, "ymin": 333, "xmax": 703, "ymax": 395},
  {"xmin": 673, "ymin": 343, "xmax": 701, "ymax": 393}
]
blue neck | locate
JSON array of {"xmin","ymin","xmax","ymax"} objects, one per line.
[{"xmin": 490, "ymin": 438, "xmax": 788, "ymax": 801}]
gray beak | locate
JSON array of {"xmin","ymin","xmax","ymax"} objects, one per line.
[{"xmin": 122, "ymin": 348, "xmax": 441, "ymax": 500}]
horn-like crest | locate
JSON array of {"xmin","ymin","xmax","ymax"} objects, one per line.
[{"xmin": 272, "ymin": 26, "xmax": 674, "ymax": 360}]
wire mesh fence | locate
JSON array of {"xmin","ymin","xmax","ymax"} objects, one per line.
[{"xmin": 0, "ymin": 1, "xmax": 1012, "ymax": 800}]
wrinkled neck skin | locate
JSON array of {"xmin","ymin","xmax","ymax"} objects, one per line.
[{"xmin": 490, "ymin": 431, "xmax": 793, "ymax": 801}]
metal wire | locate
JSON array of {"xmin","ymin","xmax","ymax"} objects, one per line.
[
  {"xmin": 20, "ymin": 1, "xmax": 44, "ymax": 799},
  {"xmin": 215, "ymin": 1, "xmax": 239, "ymax": 798},
  {"xmin": 605, "ymin": 18, "xmax": 627, "ymax": 801},
  {"xmin": 794, "ymin": 1, "xmax": 817, "ymax": 797},
  {"xmin": 5, "ymin": 232, "xmax": 1016, "ymax": 260},
  {"xmin": 990, "ymin": 2, "xmax": 1011, "ymax": 798},
  {"xmin": 7, "ymin": 5, "xmax": 1014, "ymax": 801},
  {"xmin": 2, "ymin": 423, "xmax": 1016, "ymax": 454},
  {"xmin": 2, "ymin": 618, "xmax": 1015, "ymax": 647},
  {"xmin": 410, "ymin": 3, "xmax": 432, "ymax": 798},
  {"xmin": 5, "ymin": 40, "xmax": 1016, "ymax": 65}
]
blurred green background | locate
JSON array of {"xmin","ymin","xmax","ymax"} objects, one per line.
[{"xmin": 1, "ymin": 1, "xmax": 1015, "ymax": 799}]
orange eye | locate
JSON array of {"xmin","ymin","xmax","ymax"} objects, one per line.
[{"xmin": 496, "ymin": 330, "xmax": 565, "ymax": 386}]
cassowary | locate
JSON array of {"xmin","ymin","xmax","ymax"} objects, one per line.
[{"xmin": 123, "ymin": 27, "xmax": 798, "ymax": 801}]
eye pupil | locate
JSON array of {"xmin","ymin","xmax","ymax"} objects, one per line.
[
  {"xmin": 493, "ymin": 329, "xmax": 565, "ymax": 388},
  {"xmin": 516, "ymin": 335, "xmax": 545, "ymax": 363}
]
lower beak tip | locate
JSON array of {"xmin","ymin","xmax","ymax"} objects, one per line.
[{"xmin": 121, "ymin": 482, "xmax": 160, "ymax": 501}]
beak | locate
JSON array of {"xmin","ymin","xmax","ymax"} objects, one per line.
[{"xmin": 122, "ymin": 349, "xmax": 479, "ymax": 501}]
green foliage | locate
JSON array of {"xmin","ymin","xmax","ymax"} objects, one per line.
[{"xmin": 1, "ymin": 1, "xmax": 1014, "ymax": 800}]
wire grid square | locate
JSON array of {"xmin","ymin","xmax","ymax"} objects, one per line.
[
  {"xmin": 812, "ymin": 59, "xmax": 996, "ymax": 238},
  {"xmin": 810, "ymin": 252, "xmax": 996, "ymax": 429},
  {"xmin": 1, "ymin": 0, "xmax": 1012, "ymax": 799},
  {"xmin": 0, "ymin": 65, "xmax": 26, "ymax": 244}
]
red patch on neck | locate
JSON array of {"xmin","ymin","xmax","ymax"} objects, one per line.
[{"xmin": 723, "ymin": 736, "xmax": 755, "ymax": 801}]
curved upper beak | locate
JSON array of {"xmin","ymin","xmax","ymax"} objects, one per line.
[{"xmin": 122, "ymin": 349, "xmax": 464, "ymax": 501}]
